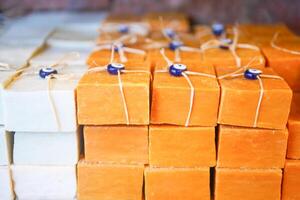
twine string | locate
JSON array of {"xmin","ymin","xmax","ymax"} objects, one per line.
[{"xmin": 271, "ymin": 32, "xmax": 300, "ymax": 55}]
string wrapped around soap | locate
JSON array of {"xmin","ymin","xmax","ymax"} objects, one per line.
[
  {"xmin": 155, "ymin": 48, "xmax": 216, "ymax": 127},
  {"xmin": 271, "ymin": 32, "xmax": 300, "ymax": 55},
  {"xmin": 218, "ymin": 57, "xmax": 283, "ymax": 127},
  {"xmin": 87, "ymin": 45, "xmax": 151, "ymax": 125},
  {"xmin": 16, "ymin": 52, "xmax": 81, "ymax": 131},
  {"xmin": 200, "ymin": 26, "xmax": 262, "ymax": 68}
]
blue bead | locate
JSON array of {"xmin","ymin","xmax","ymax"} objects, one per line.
[
  {"xmin": 219, "ymin": 38, "xmax": 233, "ymax": 49},
  {"xmin": 169, "ymin": 63, "xmax": 187, "ymax": 76},
  {"xmin": 212, "ymin": 23, "xmax": 225, "ymax": 36},
  {"xmin": 169, "ymin": 40, "xmax": 183, "ymax": 51},
  {"xmin": 244, "ymin": 69, "xmax": 262, "ymax": 80},
  {"xmin": 118, "ymin": 25, "xmax": 129, "ymax": 34},
  {"xmin": 107, "ymin": 63, "xmax": 125, "ymax": 75},
  {"xmin": 39, "ymin": 67, "xmax": 58, "ymax": 79},
  {"xmin": 163, "ymin": 28, "xmax": 176, "ymax": 39},
  {"xmin": 114, "ymin": 44, "xmax": 124, "ymax": 52}
]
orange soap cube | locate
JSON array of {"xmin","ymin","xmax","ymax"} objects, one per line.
[
  {"xmin": 216, "ymin": 67, "xmax": 292, "ymax": 129},
  {"xmin": 282, "ymin": 159, "xmax": 300, "ymax": 200},
  {"xmin": 149, "ymin": 125, "xmax": 216, "ymax": 167},
  {"xmin": 262, "ymin": 41, "xmax": 300, "ymax": 91},
  {"xmin": 77, "ymin": 61, "xmax": 151, "ymax": 125},
  {"xmin": 215, "ymin": 168, "xmax": 282, "ymax": 200},
  {"xmin": 237, "ymin": 24, "xmax": 296, "ymax": 38},
  {"xmin": 151, "ymin": 61, "xmax": 220, "ymax": 126},
  {"xmin": 217, "ymin": 125, "xmax": 288, "ymax": 168},
  {"xmin": 287, "ymin": 92, "xmax": 300, "ymax": 159},
  {"xmin": 145, "ymin": 167, "xmax": 210, "ymax": 200},
  {"xmin": 77, "ymin": 160, "xmax": 144, "ymax": 200},
  {"xmin": 84, "ymin": 125, "xmax": 148, "ymax": 164}
]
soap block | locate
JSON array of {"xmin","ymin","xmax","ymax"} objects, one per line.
[
  {"xmin": 3, "ymin": 64, "xmax": 86, "ymax": 132},
  {"xmin": 203, "ymin": 47, "xmax": 266, "ymax": 68},
  {"xmin": 0, "ymin": 127, "xmax": 13, "ymax": 165},
  {"xmin": 77, "ymin": 61, "xmax": 151, "ymax": 125},
  {"xmin": 216, "ymin": 67, "xmax": 292, "ymax": 129},
  {"xmin": 145, "ymin": 167, "xmax": 210, "ymax": 200},
  {"xmin": 217, "ymin": 125, "xmax": 288, "ymax": 168},
  {"xmin": 262, "ymin": 41, "xmax": 300, "ymax": 91},
  {"xmin": 30, "ymin": 45, "xmax": 92, "ymax": 66},
  {"xmin": 282, "ymin": 160, "xmax": 300, "ymax": 200},
  {"xmin": 78, "ymin": 160, "xmax": 144, "ymax": 200},
  {"xmin": 84, "ymin": 125, "xmax": 148, "ymax": 164},
  {"xmin": 12, "ymin": 165, "xmax": 77, "ymax": 200},
  {"xmin": 215, "ymin": 168, "xmax": 282, "ymax": 200},
  {"xmin": 149, "ymin": 125, "xmax": 215, "ymax": 167},
  {"xmin": 13, "ymin": 130, "xmax": 80, "ymax": 165},
  {"xmin": 151, "ymin": 61, "xmax": 220, "ymax": 126},
  {"xmin": 0, "ymin": 166, "xmax": 14, "ymax": 200},
  {"xmin": 287, "ymin": 92, "xmax": 300, "ymax": 159}
]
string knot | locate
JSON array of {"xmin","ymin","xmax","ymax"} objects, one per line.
[
  {"xmin": 39, "ymin": 67, "xmax": 58, "ymax": 79},
  {"xmin": 169, "ymin": 63, "xmax": 187, "ymax": 76},
  {"xmin": 219, "ymin": 38, "xmax": 233, "ymax": 49},
  {"xmin": 107, "ymin": 63, "xmax": 125, "ymax": 75}
]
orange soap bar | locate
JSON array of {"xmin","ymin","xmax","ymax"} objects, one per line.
[
  {"xmin": 77, "ymin": 160, "xmax": 144, "ymax": 200},
  {"xmin": 145, "ymin": 167, "xmax": 210, "ymax": 200},
  {"xmin": 149, "ymin": 125, "xmax": 216, "ymax": 167},
  {"xmin": 217, "ymin": 125, "xmax": 288, "ymax": 168},
  {"xmin": 84, "ymin": 125, "xmax": 148, "ymax": 164},
  {"xmin": 215, "ymin": 168, "xmax": 282, "ymax": 200},
  {"xmin": 203, "ymin": 47, "xmax": 266, "ymax": 68},
  {"xmin": 262, "ymin": 41, "xmax": 300, "ymax": 91},
  {"xmin": 287, "ymin": 93, "xmax": 300, "ymax": 159},
  {"xmin": 237, "ymin": 24, "xmax": 296, "ymax": 37},
  {"xmin": 151, "ymin": 61, "xmax": 220, "ymax": 126},
  {"xmin": 77, "ymin": 61, "xmax": 151, "ymax": 125},
  {"xmin": 216, "ymin": 67, "xmax": 292, "ymax": 129},
  {"xmin": 282, "ymin": 159, "xmax": 300, "ymax": 200}
]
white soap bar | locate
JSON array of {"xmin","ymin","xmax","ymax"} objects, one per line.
[
  {"xmin": 12, "ymin": 165, "xmax": 77, "ymax": 200},
  {"xmin": 3, "ymin": 65, "xmax": 86, "ymax": 132},
  {"xmin": 14, "ymin": 130, "xmax": 81, "ymax": 165},
  {"xmin": 0, "ymin": 166, "xmax": 14, "ymax": 200},
  {"xmin": 0, "ymin": 126, "xmax": 13, "ymax": 165},
  {"xmin": 30, "ymin": 46, "xmax": 92, "ymax": 66}
]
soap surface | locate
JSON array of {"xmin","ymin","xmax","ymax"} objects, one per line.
[
  {"xmin": 287, "ymin": 93, "xmax": 300, "ymax": 159},
  {"xmin": 84, "ymin": 125, "xmax": 148, "ymax": 164},
  {"xmin": 282, "ymin": 160, "xmax": 300, "ymax": 200},
  {"xmin": 0, "ymin": 127, "xmax": 13, "ymax": 165},
  {"xmin": 145, "ymin": 167, "xmax": 210, "ymax": 200},
  {"xmin": 14, "ymin": 130, "xmax": 80, "ymax": 165},
  {"xmin": 149, "ymin": 125, "xmax": 216, "ymax": 167},
  {"xmin": 216, "ymin": 66, "xmax": 292, "ymax": 129},
  {"xmin": 78, "ymin": 160, "xmax": 144, "ymax": 200},
  {"xmin": 0, "ymin": 166, "xmax": 14, "ymax": 200},
  {"xmin": 77, "ymin": 61, "xmax": 151, "ymax": 125},
  {"xmin": 151, "ymin": 61, "xmax": 220, "ymax": 126},
  {"xmin": 12, "ymin": 165, "xmax": 77, "ymax": 200},
  {"xmin": 215, "ymin": 168, "xmax": 282, "ymax": 200},
  {"xmin": 262, "ymin": 41, "xmax": 300, "ymax": 91},
  {"xmin": 217, "ymin": 125, "xmax": 288, "ymax": 168}
]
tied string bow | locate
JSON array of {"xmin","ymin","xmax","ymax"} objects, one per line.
[
  {"xmin": 94, "ymin": 37, "xmax": 145, "ymax": 63},
  {"xmin": 156, "ymin": 48, "xmax": 216, "ymax": 127},
  {"xmin": 217, "ymin": 57, "xmax": 283, "ymax": 127},
  {"xmin": 99, "ymin": 22, "xmax": 150, "ymax": 36},
  {"xmin": 18, "ymin": 52, "xmax": 81, "ymax": 131},
  {"xmin": 271, "ymin": 32, "xmax": 300, "ymax": 55},
  {"xmin": 201, "ymin": 26, "xmax": 261, "ymax": 68},
  {"xmin": 87, "ymin": 46, "xmax": 151, "ymax": 125}
]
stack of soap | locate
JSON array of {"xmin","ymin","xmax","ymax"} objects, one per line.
[
  {"xmin": 77, "ymin": 55, "xmax": 151, "ymax": 199},
  {"xmin": 145, "ymin": 60, "xmax": 219, "ymax": 200},
  {"xmin": 3, "ymin": 46, "xmax": 87, "ymax": 199},
  {"xmin": 215, "ymin": 66, "xmax": 292, "ymax": 200}
]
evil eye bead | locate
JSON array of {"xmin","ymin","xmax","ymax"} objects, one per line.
[
  {"xmin": 118, "ymin": 24, "xmax": 129, "ymax": 34},
  {"xmin": 169, "ymin": 63, "xmax": 187, "ymax": 76},
  {"xmin": 163, "ymin": 28, "xmax": 176, "ymax": 39},
  {"xmin": 107, "ymin": 63, "xmax": 125, "ymax": 75},
  {"xmin": 169, "ymin": 40, "xmax": 183, "ymax": 51},
  {"xmin": 219, "ymin": 38, "xmax": 233, "ymax": 49},
  {"xmin": 39, "ymin": 67, "xmax": 58, "ymax": 79},
  {"xmin": 244, "ymin": 68, "xmax": 262, "ymax": 80},
  {"xmin": 212, "ymin": 23, "xmax": 225, "ymax": 36}
]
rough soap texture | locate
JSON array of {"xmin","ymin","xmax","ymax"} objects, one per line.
[{"xmin": 282, "ymin": 160, "xmax": 300, "ymax": 200}]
